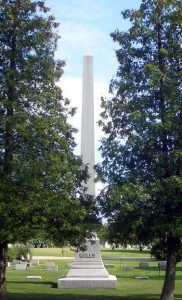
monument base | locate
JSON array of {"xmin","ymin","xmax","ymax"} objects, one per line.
[
  {"xmin": 57, "ymin": 234, "xmax": 117, "ymax": 289},
  {"xmin": 57, "ymin": 275, "xmax": 117, "ymax": 289}
]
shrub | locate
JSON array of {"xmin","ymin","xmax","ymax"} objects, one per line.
[{"xmin": 7, "ymin": 244, "xmax": 31, "ymax": 261}]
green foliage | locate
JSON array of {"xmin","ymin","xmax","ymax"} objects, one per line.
[
  {"xmin": 97, "ymin": 0, "xmax": 182, "ymax": 300},
  {"xmin": 7, "ymin": 245, "xmax": 31, "ymax": 261},
  {"xmin": 13, "ymin": 244, "xmax": 31, "ymax": 260},
  {"xmin": 151, "ymin": 240, "xmax": 168, "ymax": 261},
  {"xmin": 96, "ymin": 1, "xmax": 182, "ymax": 297},
  {"xmin": 97, "ymin": 0, "xmax": 182, "ymax": 248},
  {"xmin": 151, "ymin": 239, "xmax": 182, "ymax": 262},
  {"xmin": 6, "ymin": 248, "xmax": 17, "ymax": 262},
  {"xmin": 0, "ymin": 0, "xmax": 96, "ymax": 248},
  {"xmin": 97, "ymin": 224, "xmax": 110, "ymax": 243}
]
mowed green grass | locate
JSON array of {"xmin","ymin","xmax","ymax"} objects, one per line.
[{"xmin": 7, "ymin": 249, "xmax": 182, "ymax": 300}]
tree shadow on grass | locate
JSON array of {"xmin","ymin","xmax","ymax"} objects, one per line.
[
  {"xmin": 7, "ymin": 293, "xmax": 163, "ymax": 300},
  {"xmin": 8, "ymin": 280, "xmax": 53, "ymax": 286}
]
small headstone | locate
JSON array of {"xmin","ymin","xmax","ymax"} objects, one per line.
[
  {"xmin": 16, "ymin": 264, "xmax": 27, "ymax": 270},
  {"xmin": 139, "ymin": 262, "xmax": 149, "ymax": 268},
  {"xmin": 26, "ymin": 276, "xmax": 41, "ymax": 279},
  {"xmin": 45, "ymin": 262, "xmax": 55, "ymax": 267},
  {"xmin": 47, "ymin": 265, "xmax": 58, "ymax": 271},
  {"xmin": 135, "ymin": 276, "xmax": 149, "ymax": 279},
  {"xmin": 104, "ymin": 264, "xmax": 114, "ymax": 268},
  {"xmin": 123, "ymin": 265, "xmax": 134, "ymax": 270},
  {"xmin": 12, "ymin": 260, "xmax": 21, "ymax": 265},
  {"xmin": 30, "ymin": 260, "xmax": 39, "ymax": 266}
]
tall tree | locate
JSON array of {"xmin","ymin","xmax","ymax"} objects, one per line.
[
  {"xmin": 0, "ymin": 1, "xmax": 96, "ymax": 298},
  {"xmin": 96, "ymin": 0, "xmax": 182, "ymax": 299}
]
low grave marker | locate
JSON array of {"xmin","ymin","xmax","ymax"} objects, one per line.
[
  {"xmin": 30, "ymin": 260, "xmax": 39, "ymax": 266},
  {"xmin": 26, "ymin": 276, "xmax": 41, "ymax": 279},
  {"xmin": 47, "ymin": 265, "xmax": 58, "ymax": 271},
  {"xmin": 16, "ymin": 264, "xmax": 27, "ymax": 270},
  {"xmin": 123, "ymin": 265, "xmax": 134, "ymax": 271},
  {"xmin": 139, "ymin": 262, "xmax": 149, "ymax": 268}
]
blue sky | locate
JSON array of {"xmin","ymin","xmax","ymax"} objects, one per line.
[
  {"xmin": 46, "ymin": 0, "xmax": 141, "ymax": 81},
  {"xmin": 44, "ymin": 0, "xmax": 142, "ymax": 194},
  {"xmin": 45, "ymin": 0, "xmax": 141, "ymax": 161}
]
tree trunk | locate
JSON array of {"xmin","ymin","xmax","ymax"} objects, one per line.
[
  {"xmin": 0, "ymin": 242, "xmax": 8, "ymax": 300},
  {"xmin": 160, "ymin": 237, "xmax": 178, "ymax": 300}
]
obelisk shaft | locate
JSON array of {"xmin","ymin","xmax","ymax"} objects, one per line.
[
  {"xmin": 57, "ymin": 54, "xmax": 117, "ymax": 288},
  {"xmin": 81, "ymin": 54, "xmax": 95, "ymax": 196}
]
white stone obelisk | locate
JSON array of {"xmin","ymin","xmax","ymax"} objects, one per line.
[
  {"xmin": 81, "ymin": 53, "xmax": 95, "ymax": 196},
  {"xmin": 58, "ymin": 54, "xmax": 117, "ymax": 289}
]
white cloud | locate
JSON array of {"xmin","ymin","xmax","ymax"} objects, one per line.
[{"xmin": 61, "ymin": 21, "xmax": 106, "ymax": 50}]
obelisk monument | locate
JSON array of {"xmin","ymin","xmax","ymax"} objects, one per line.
[
  {"xmin": 81, "ymin": 52, "xmax": 95, "ymax": 196},
  {"xmin": 57, "ymin": 54, "xmax": 117, "ymax": 289}
]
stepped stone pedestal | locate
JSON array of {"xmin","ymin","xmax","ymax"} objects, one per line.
[{"xmin": 57, "ymin": 235, "xmax": 117, "ymax": 289}]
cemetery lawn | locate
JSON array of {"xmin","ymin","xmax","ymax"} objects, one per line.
[{"xmin": 7, "ymin": 250, "xmax": 182, "ymax": 300}]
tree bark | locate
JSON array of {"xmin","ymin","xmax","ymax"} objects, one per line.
[
  {"xmin": 0, "ymin": 242, "xmax": 8, "ymax": 300},
  {"xmin": 160, "ymin": 237, "xmax": 178, "ymax": 300}
]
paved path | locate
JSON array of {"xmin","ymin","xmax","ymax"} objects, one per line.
[{"xmin": 32, "ymin": 256, "xmax": 74, "ymax": 260}]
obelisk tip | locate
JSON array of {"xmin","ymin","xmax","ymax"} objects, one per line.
[{"xmin": 84, "ymin": 51, "xmax": 92, "ymax": 56}]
